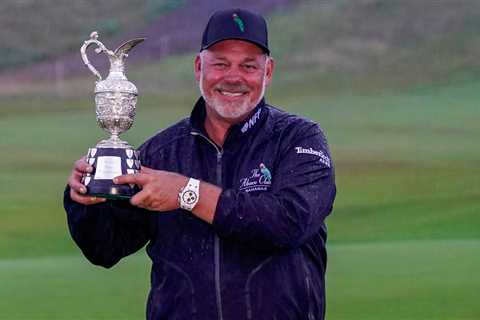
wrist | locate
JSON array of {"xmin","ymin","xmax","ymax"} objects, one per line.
[{"xmin": 178, "ymin": 177, "xmax": 200, "ymax": 211}]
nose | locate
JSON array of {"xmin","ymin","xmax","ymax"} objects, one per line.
[
  {"xmin": 223, "ymin": 64, "xmax": 243, "ymax": 81},
  {"xmin": 222, "ymin": 74, "xmax": 243, "ymax": 85}
]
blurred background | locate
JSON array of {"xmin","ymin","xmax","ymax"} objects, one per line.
[{"xmin": 0, "ymin": 0, "xmax": 478, "ymax": 319}]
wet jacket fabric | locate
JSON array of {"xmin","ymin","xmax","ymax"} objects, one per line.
[{"xmin": 64, "ymin": 97, "xmax": 336, "ymax": 320}]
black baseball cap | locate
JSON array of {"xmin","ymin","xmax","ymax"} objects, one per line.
[{"xmin": 200, "ymin": 8, "xmax": 270, "ymax": 55}]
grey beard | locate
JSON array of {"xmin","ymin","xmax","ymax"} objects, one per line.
[{"xmin": 199, "ymin": 70, "xmax": 267, "ymax": 121}]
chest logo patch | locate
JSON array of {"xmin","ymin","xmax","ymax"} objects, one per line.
[
  {"xmin": 241, "ymin": 108, "xmax": 261, "ymax": 133},
  {"xmin": 239, "ymin": 163, "xmax": 272, "ymax": 192}
]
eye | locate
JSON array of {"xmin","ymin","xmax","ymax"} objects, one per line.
[
  {"xmin": 213, "ymin": 62, "xmax": 227, "ymax": 69},
  {"xmin": 243, "ymin": 64, "xmax": 258, "ymax": 72}
]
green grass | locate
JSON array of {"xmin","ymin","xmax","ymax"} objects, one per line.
[
  {"xmin": 0, "ymin": 240, "xmax": 477, "ymax": 320},
  {"xmin": 2, "ymin": 1, "xmax": 480, "ymax": 316},
  {"xmin": 328, "ymin": 239, "xmax": 479, "ymax": 320},
  {"xmin": 1, "ymin": 75, "xmax": 479, "ymax": 318},
  {"xmin": 0, "ymin": 253, "xmax": 150, "ymax": 319}
]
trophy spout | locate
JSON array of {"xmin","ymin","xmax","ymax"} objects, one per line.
[
  {"xmin": 109, "ymin": 38, "xmax": 146, "ymax": 78},
  {"xmin": 114, "ymin": 38, "xmax": 146, "ymax": 57}
]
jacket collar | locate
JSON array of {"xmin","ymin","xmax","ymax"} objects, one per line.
[{"xmin": 189, "ymin": 96, "xmax": 269, "ymax": 146}]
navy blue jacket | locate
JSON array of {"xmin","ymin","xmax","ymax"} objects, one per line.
[{"xmin": 64, "ymin": 97, "xmax": 336, "ymax": 320}]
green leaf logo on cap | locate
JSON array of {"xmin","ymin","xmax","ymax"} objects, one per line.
[{"xmin": 232, "ymin": 13, "xmax": 245, "ymax": 32}]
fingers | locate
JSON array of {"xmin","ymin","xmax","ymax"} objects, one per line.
[
  {"xmin": 69, "ymin": 157, "xmax": 93, "ymax": 194},
  {"xmin": 130, "ymin": 190, "xmax": 149, "ymax": 208},
  {"xmin": 116, "ymin": 169, "xmax": 156, "ymax": 209},
  {"xmin": 130, "ymin": 188, "xmax": 164, "ymax": 211},
  {"xmin": 70, "ymin": 188, "xmax": 106, "ymax": 205},
  {"xmin": 113, "ymin": 173, "xmax": 149, "ymax": 186},
  {"xmin": 68, "ymin": 173, "xmax": 87, "ymax": 194},
  {"xmin": 68, "ymin": 157, "xmax": 105, "ymax": 205},
  {"xmin": 74, "ymin": 157, "xmax": 93, "ymax": 175}
]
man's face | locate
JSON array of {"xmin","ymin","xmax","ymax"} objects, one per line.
[{"xmin": 195, "ymin": 40, "xmax": 274, "ymax": 124}]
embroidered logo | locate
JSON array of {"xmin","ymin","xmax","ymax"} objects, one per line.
[
  {"xmin": 295, "ymin": 146, "xmax": 331, "ymax": 167},
  {"xmin": 241, "ymin": 108, "xmax": 261, "ymax": 133},
  {"xmin": 259, "ymin": 163, "xmax": 272, "ymax": 182},
  {"xmin": 239, "ymin": 163, "xmax": 272, "ymax": 192},
  {"xmin": 232, "ymin": 13, "xmax": 245, "ymax": 32}
]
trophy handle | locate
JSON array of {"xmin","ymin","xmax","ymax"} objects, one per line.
[{"xmin": 80, "ymin": 31, "xmax": 114, "ymax": 81}]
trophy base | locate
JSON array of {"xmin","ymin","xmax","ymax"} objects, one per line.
[
  {"xmin": 87, "ymin": 183, "xmax": 139, "ymax": 200},
  {"xmin": 82, "ymin": 146, "xmax": 141, "ymax": 200}
]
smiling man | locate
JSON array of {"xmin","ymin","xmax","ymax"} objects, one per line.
[
  {"xmin": 198, "ymin": 39, "xmax": 271, "ymax": 122},
  {"xmin": 65, "ymin": 8, "xmax": 336, "ymax": 320}
]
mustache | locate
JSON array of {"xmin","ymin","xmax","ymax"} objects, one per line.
[{"xmin": 215, "ymin": 83, "xmax": 250, "ymax": 93}]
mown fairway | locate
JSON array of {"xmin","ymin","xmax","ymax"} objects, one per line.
[{"xmin": 1, "ymin": 72, "xmax": 479, "ymax": 319}]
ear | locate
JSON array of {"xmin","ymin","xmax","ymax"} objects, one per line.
[
  {"xmin": 194, "ymin": 54, "xmax": 202, "ymax": 82},
  {"xmin": 264, "ymin": 57, "xmax": 275, "ymax": 86}
]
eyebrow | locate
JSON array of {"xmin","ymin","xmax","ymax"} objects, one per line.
[
  {"xmin": 210, "ymin": 56, "xmax": 229, "ymax": 61},
  {"xmin": 242, "ymin": 57, "xmax": 258, "ymax": 63},
  {"xmin": 209, "ymin": 55, "xmax": 262, "ymax": 63}
]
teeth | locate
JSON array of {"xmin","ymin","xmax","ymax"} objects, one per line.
[{"xmin": 220, "ymin": 91, "xmax": 244, "ymax": 97}]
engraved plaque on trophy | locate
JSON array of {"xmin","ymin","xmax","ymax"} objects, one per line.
[{"xmin": 80, "ymin": 31, "xmax": 145, "ymax": 199}]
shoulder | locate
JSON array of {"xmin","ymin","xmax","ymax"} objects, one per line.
[
  {"xmin": 265, "ymin": 104, "xmax": 333, "ymax": 169},
  {"xmin": 264, "ymin": 104, "xmax": 328, "ymax": 144}
]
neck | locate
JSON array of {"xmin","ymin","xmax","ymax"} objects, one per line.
[{"xmin": 203, "ymin": 109, "xmax": 232, "ymax": 147}]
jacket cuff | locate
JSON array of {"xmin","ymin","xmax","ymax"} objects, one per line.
[{"xmin": 63, "ymin": 185, "xmax": 141, "ymax": 222}]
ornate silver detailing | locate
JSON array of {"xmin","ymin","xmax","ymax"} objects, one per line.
[{"xmin": 80, "ymin": 31, "xmax": 145, "ymax": 149}]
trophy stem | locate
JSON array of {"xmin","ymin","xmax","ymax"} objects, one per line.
[{"xmin": 97, "ymin": 133, "xmax": 131, "ymax": 149}]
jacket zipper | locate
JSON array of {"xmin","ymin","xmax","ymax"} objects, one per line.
[
  {"xmin": 301, "ymin": 258, "xmax": 315, "ymax": 320},
  {"xmin": 191, "ymin": 131, "xmax": 224, "ymax": 320}
]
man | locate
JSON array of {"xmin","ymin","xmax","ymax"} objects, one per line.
[{"xmin": 65, "ymin": 8, "xmax": 336, "ymax": 320}]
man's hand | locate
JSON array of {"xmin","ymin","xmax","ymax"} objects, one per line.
[
  {"xmin": 68, "ymin": 157, "xmax": 106, "ymax": 205},
  {"xmin": 113, "ymin": 167, "xmax": 188, "ymax": 212}
]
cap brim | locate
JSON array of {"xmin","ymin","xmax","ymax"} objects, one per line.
[{"xmin": 201, "ymin": 37, "xmax": 270, "ymax": 55}]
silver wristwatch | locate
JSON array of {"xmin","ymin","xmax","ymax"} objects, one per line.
[{"xmin": 178, "ymin": 178, "xmax": 200, "ymax": 211}]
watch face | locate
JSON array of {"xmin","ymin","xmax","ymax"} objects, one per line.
[{"xmin": 182, "ymin": 190, "xmax": 198, "ymax": 205}]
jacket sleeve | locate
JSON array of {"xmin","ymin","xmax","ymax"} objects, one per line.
[
  {"xmin": 63, "ymin": 187, "xmax": 151, "ymax": 268},
  {"xmin": 212, "ymin": 124, "xmax": 336, "ymax": 250}
]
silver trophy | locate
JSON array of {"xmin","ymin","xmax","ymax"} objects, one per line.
[{"xmin": 80, "ymin": 31, "xmax": 145, "ymax": 199}]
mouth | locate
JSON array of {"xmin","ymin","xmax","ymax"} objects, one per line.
[{"xmin": 216, "ymin": 89, "xmax": 248, "ymax": 97}]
